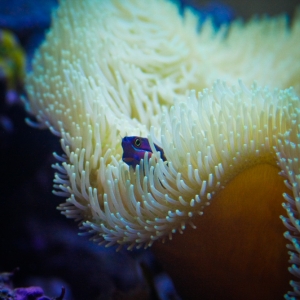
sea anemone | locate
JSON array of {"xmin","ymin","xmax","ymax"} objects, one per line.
[{"xmin": 24, "ymin": 0, "xmax": 300, "ymax": 298}]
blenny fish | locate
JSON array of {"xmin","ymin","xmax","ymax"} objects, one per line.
[{"xmin": 122, "ymin": 136, "xmax": 166, "ymax": 168}]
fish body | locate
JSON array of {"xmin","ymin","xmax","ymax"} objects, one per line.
[{"xmin": 122, "ymin": 136, "xmax": 166, "ymax": 168}]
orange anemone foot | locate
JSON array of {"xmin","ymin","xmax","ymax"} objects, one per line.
[{"xmin": 152, "ymin": 164, "xmax": 292, "ymax": 300}]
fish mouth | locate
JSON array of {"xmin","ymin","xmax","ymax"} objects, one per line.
[{"xmin": 122, "ymin": 157, "xmax": 135, "ymax": 165}]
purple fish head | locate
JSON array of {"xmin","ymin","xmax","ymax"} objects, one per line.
[
  {"xmin": 121, "ymin": 136, "xmax": 152, "ymax": 168},
  {"xmin": 122, "ymin": 136, "xmax": 166, "ymax": 168}
]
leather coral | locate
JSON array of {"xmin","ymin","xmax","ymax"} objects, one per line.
[{"xmin": 25, "ymin": 0, "xmax": 300, "ymax": 297}]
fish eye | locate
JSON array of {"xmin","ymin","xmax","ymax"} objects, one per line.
[{"xmin": 134, "ymin": 138, "xmax": 141, "ymax": 147}]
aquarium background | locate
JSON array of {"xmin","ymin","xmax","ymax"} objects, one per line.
[{"xmin": 0, "ymin": 0, "xmax": 298, "ymax": 299}]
